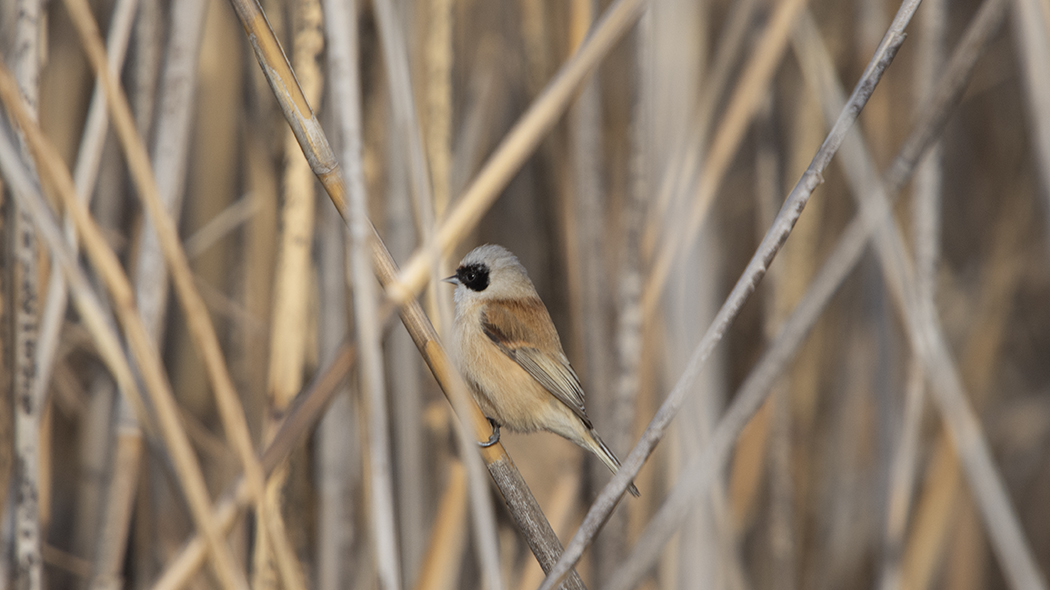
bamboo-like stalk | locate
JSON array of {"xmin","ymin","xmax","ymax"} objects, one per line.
[
  {"xmin": 241, "ymin": 117, "xmax": 279, "ymax": 456},
  {"xmin": 11, "ymin": 0, "xmax": 42, "ymax": 587},
  {"xmin": 263, "ymin": 0, "xmax": 322, "ymax": 421},
  {"xmin": 12, "ymin": 182, "xmax": 41, "ymax": 590},
  {"xmin": 0, "ymin": 206, "xmax": 9, "ymax": 584},
  {"xmin": 226, "ymin": 1, "xmax": 583, "ymax": 586},
  {"xmin": 426, "ymin": 0, "xmax": 453, "ymax": 221},
  {"xmin": 0, "ymin": 61, "xmax": 250, "ymax": 590},
  {"xmin": 0, "ymin": 131, "xmax": 138, "ymax": 587},
  {"xmin": 382, "ymin": 106, "xmax": 430, "ymax": 590},
  {"xmin": 419, "ymin": 4, "xmax": 460, "ymax": 578},
  {"xmin": 131, "ymin": 0, "xmax": 161, "ymax": 138},
  {"xmin": 537, "ymin": 4, "xmax": 920, "ymax": 588}
]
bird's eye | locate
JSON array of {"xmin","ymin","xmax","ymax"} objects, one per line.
[{"xmin": 458, "ymin": 264, "xmax": 489, "ymax": 292}]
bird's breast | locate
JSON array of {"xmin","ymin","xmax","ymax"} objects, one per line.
[{"xmin": 452, "ymin": 313, "xmax": 556, "ymax": 433}]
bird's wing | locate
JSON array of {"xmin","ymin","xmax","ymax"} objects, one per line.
[{"xmin": 480, "ymin": 299, "xmax": 591, "ymax": 427}]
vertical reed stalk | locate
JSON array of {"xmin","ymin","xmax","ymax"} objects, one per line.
[{"xmin": 11, "ymin": 1, "xmax": 42, "ymax": 586}]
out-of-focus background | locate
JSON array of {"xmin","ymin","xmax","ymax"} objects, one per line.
[{"xmin": 0, "ymin": 0, "xmax": 1049, "ymax": 588}]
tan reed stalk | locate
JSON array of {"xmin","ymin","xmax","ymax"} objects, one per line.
[
  {"xmin": 252, "ymin": 0, "xmax": 325, "ymax": 587},
  {"xmin": 945, "ymin": 499, "xmax": 987, "ymax": 590},
  {"xmin": 413, "ymin": 461, "xmax": 468, "ymax": 590},
  {"xmin": 242, "ymin": 126, "xmax": 279, "ymax": 435}
]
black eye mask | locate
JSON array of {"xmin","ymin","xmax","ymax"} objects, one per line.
[{"xmin": 456, "ymin": 263, "xmax": 490, "ymax": 292}]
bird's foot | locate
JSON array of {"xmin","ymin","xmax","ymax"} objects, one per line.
[{"xmin": 479, "ymin": 419, "xmax": 500, "ymax": 448}]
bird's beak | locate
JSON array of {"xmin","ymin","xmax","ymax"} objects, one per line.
[{"xmin": 443, "ymin": 274, "xmax": 460, "ymax": 285}]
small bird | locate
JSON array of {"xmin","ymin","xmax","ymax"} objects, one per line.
[{"xmin": 445, "ymin": 244, "xmax": 639, "ymax": 497}]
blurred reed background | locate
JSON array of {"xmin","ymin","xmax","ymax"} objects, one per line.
[{"xmin": 0, "ymin": 0, "xmax": 1048, "ymax": 588}]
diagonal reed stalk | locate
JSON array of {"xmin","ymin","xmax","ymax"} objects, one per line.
[
  {"xmin": 584, "ymin": 1, "xmax": 1044, "ymax": 589},
  {"xmin": 227, "ymin": 0, "xmax": 582, "ymax": 586},
  {"xmin": 536, "ymin": 1, "xmax": 922, "ymax": 588}
]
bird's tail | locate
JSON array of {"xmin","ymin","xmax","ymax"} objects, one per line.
[{"xmin": 588, "ymin": 429, "xmax": 640, "ymax": 497}]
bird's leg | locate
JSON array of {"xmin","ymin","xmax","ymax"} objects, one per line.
[{"xmin": 479, "ymin": 418, "xmax": 500, "ymax": 447}]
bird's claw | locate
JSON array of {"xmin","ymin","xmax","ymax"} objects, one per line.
[{"xmin": 479, "ymin": 420, "xmax": 500, "ymax": 447}]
